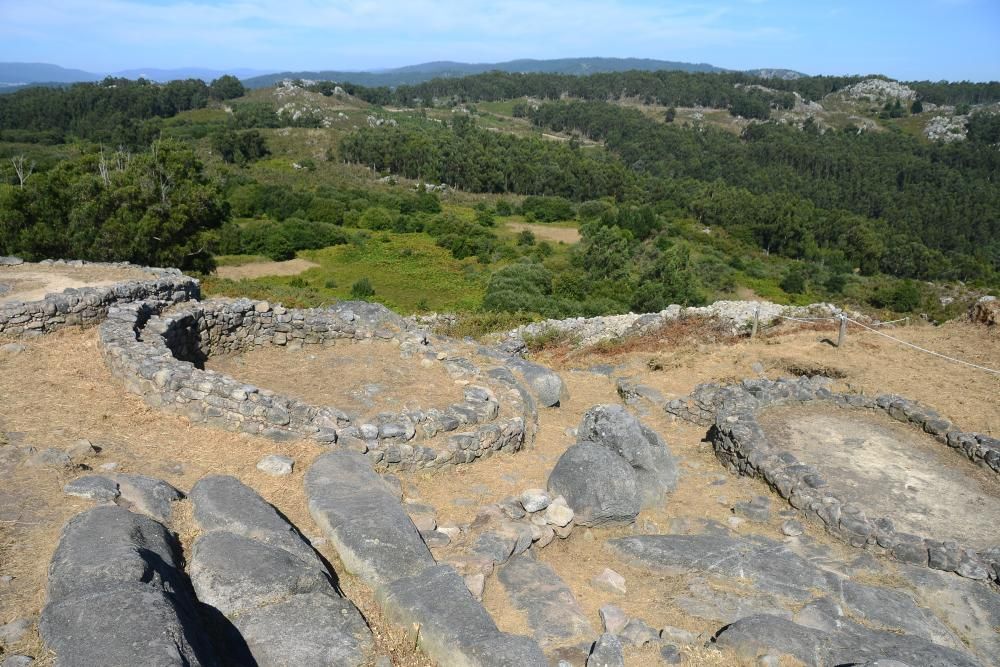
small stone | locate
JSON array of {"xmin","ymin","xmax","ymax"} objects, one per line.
[
  {"xmin": 66, "ymin": 439, "xmax": 97, "ymax": 460},
  {"xmin": 421, "ymin": 530, "xmax": 451, "ymax": 548},
  {"xmin": 0, "ymin": 617, "xmax": 31, "ymax": 644},
  {"xmin": 256, "ymin": 454, "xmax": 294, "ymax": 476},
  {"xmin": 534, "ymin": 525, "xmax": 556, "ymax": 548},
  {"xmin": 564, "ymin": 427, "xmax": 578, "ymax": 438},
  {"xmin": 374, "ymin": 657, "xmax": 392, "ymax": 667},
  {"xmin": 599, "ymin": 604, "xmax": 629, "ymax": 634},
  {"xmin": 734, "ymin": 495, "xmax": 771, "ymax": 522},
  {"xmin": 99, "ymin": 462, "xmax": 119, "ymax": 472},
  {"xmin": 0, "ymin": 343, "xmax": 26, "ymax": 354},
  {"xmin": 756, "ymin": 655, "xmax": 781, "ymax": 667},
  {"xmin": 751, "ymin": 361, "xmax": 765, "ymax": 374},
  {"xmin": 781, "ymin": 519, "xmax": 804, "ymax": 537},
  {"xmin": 544, "ymin": 498, "xmax": 575, "ymax": 527},
  {"xmin": 519, "ymin": 488, "xmax": 551, "ymax": 513},
  {"xmin": 619, "ymin": 618, "xmax": 659, "ymax": 647},
  {"xmin": 464, "ymin": 573, "xmax": 485, "ymax": 599},
  {"xmin": 0, "ymin": 575, "xmax": 12, "ymax": 587},
  {"xmin": 552, "ymin": 523, "xmax": 573, "ymax": 539},
  {"xmin": 659, "ymin": 644, "xmax": 683, "ymax": 664},
  {"xmin": 727, "ymin": 516, "xmax": 745, "ymax": 529},
  {"xmin": 592, "ymin": 568, "xmax": 627, "ymax": 595},
  {"xmin": 660, "ymin": 625, "xmax": 697, "ymax": 645},
  {"xmin": 63, "ymin": 476, "xmax": 119, "ymax": 502},
  {"xmin": 583, "ymin": 529, "xmax": 595, "ymax": 542},
  {"xmin": 499, "ymin": 497, "xmax": 526, "ymax": 520},
  {"xmin": 254, "ymin": 300, "xmax": 271, "ymax": 313}
]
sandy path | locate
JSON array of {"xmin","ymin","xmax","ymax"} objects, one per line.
[
  {"xmin": 505, "ymin": 222, "xmax": 581, "ymax": 244},
  {"xmin": 214, "ymin": 258, "xmax": 319, "ymax": 280}
]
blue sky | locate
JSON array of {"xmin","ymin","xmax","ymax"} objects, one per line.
[{"xmin": 1, "ymin": 0, "xmax": 997, "ymax": 80}]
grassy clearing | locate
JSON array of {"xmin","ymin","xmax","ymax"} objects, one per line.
[{"xmin": 203, "ymin": 233, "xmax": 487, "ymax": 313}]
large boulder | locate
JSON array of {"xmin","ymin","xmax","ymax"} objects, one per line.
[
  {"xmin": 970, "ymin": 296, "xmax": 999, "ymax": 326},
  {"xmin": 39, "ymin": 506, "xmax": 215, "ymax": 667},
  {"xmin": 577, "ymin": 404, "xmax": 678, "ymax": 506},
  {"xmin": 547, "ymin": 441, "xmax": 640, "ymax": 526},
  {"xmin": 507, "ymin": 358, "xmax": 568, "ymax": 408}
]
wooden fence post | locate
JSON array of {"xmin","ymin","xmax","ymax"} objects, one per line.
[{"xmin": 836, "ymin": 315, "xmax": 847, "ymax": 348}]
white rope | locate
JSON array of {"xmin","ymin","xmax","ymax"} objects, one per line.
[
  {"xmin": 871, "ymin": 316, "xmax": 909, "ymax": 326},
  {"xmin": 777, "ymin": 315, "xmax": 839, "ymax": 323},
  {"xmin": 844, "ymin": 317, "xmax": 1000, "ymax": 376}
]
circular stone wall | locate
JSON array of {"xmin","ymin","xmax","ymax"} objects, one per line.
[
  {"xmin": 704, "ymin": 377, "xmax": 1000, "ymax": 583},
  {"xmin": 98, "ymin": 298, "xmax": 553, "ymax": 471}
]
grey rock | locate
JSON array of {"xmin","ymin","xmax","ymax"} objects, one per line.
[
  {"xmin": 0, "ymin": 256, "xmax": 24, "ymax": 265},
  {"xmin": 2, "ymin": 656, "xmax": 34, "ymax": 667},
  {"xmin": 619, "ymin": 618, "xmax": 659, "ymax": 647},
  {"xmin": 190, "ymin": 531, "xmax": 332, "ymax": 615},
  {"xmin": 610, "ymin": 532, "xmax": 834, "ymax": 601},
  {"xmin": 66, "ymin": 439, "xmax": 97, "ymax": 460},
  {"xmin": 599, "ymin": 604, "xmax": 629, "ymax": 634},
  {"xmin": 256, "ymin": 454, "xmax": 294, "ymax": 476},
  {"xmin": 715, "ymin": 614, "xmax": 981, "ymax": 667},
  {"xmin": 660, "ymin": 625, "xmax": 697, "ymax": 645},
  {"xmin": 591, "ymin": 568, "xmax": 626, "ymax": 595},
  {"xmin": 421, "ymin": 530, "xmax": 451, "ymax": 548},
  {"xmin": 191, "ymin": 474, "xmax": 318, "ymax": 565},
  {"xmin": 577, "ymin": 404, "xmax": 679, "ymax": 505},
  {"xmin": 26, "ymin": 448, "xmax": 72, "ymax": 468},
  {"xmin": 659, "ymin": 643, "xmax": 683, "ymax": 664},
  {"xmin": 380, "ymin": 564, "xmax": 546, "ymax": 667},
  {"xmin": 39, "ymin": 506, "xmax": 214, "ymax": 667},
  {"xmin": 839, "ymin": 580, "xmax": 961, "ymax": 649},
  {"xmin": 230, "ymin": 591, "xmax": 372, "ymax": 667},
  {"xmin": 543, "ymin": 498, "xmax": 575, "ymax": 527},
  {"xmin": 678, "ymin": 578, "xmax": 792, "ymax": 624},
  {"xmin": 781, "ymin": 519, "xmax": 804, "ymax": 536},
  {"xmin": 111, "ymin": 473, "xmax": 182, "ymax": 523},
  {"xmin": 498, "ymin": 554, "xmax": 595, "ymax": 648},
  {"xmin": 305, "ymin": 451, "xmax": 433, "ymax": 588},
  {"xmin": 507, "ymin": 358, "xmax": 567, "ymax": 408},
  {"xmin": 734, "ymin": 495, "xmax": 771, "ymax": 522},
  {"xmin": 587, "ymin": 633, "xmax": 624, "ymax": 667},
  {"xmin": 63, "ymin": 475, "xmax": 119, "ymax": 502},
  {"xmin": 520, "ymin": 488, "xmax": 551, "ymax": 513},
  {"xmin": 0, "ymin": 617, "xmax": 31, "ymax": 644},
  {"xmin": 0, "ymin": 343, "xmax": 26, "ymax": 354},
  {"xmin": 547, "ymin": 442, "xmax": 640, "ymax": 526}
]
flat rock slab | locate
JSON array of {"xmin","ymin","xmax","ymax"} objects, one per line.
[
  {"xmin": 190, "ymin": 475, "xmax": 372, "ymax": 666},
  {"xmin": 379, "ymin": 564, "xmax": 547, "ymax": 667},
  {"xmin": 306, "ymin": 452, "xmax": 545, "ymax": 666},
  {"xmin": 715, "ymin": 613, "xmax": 982, "ymax": 667},
  {"xmin": 305, "ymin": 451, "xmax": 434, "ymax": 589},
  {"xmin": 759, "ymin": 404, "xmax": 1000, "ymax": 551},
  {"xmin": 497, "ymin": 554, "xmax": 595, "ymax": 649},
  {"xmin": 39, "ymin": 506, "xmax": 214, "ymax": 667},
  {"xmin": 609, "ymin": 532, "xmax": 836, "ymax": 601},
  {"xmin": 109, "ymin": 473, "xmax": 183, "ymax": 523}
]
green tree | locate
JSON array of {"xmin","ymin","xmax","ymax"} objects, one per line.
[
  {"xmin": 209, "ymin": 75, "xmax": 246, "ymax": 101},
  {"xmin": 910, "ymin": 99, "xmax": 923, "ymax": 114}
]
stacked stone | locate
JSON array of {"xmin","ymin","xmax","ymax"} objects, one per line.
[
  {"xmin": 98, "ymin": 298, "xmax": 546, "ymax": 470},
  {"xmin": 698, "ymin": 377, "xmax": 1000, "ymax": 583},
  {"xmin": 0, "ymin": 262, "xmax": 197, "ymax": 336}
]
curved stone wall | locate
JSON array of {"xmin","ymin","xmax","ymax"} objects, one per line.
[
  {"xmin": 688, "ymin": 377, "xmax": 1000, "ymax": 583},
  {"xmin": 98, "ymin": 298, "xmax": 549, "ymax": 470},
  {"xmin": 0, "ymin": 260, "xmax": 198, "ymax": 337}
]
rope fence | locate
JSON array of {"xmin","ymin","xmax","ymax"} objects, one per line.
[{"xmin": 746, "ymin": 305, "xmax": 1000, "ymax": 377}]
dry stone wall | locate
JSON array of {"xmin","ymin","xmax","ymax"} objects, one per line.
[
  {"xmin": 98, "ymin": 298, "xmax": 552, "ymax": 471},
  {"xmin": 662, "ymin": 377, "xmax": 1000, "ymax": 583},
  {"xmin": 0, "ymin": 260, "xmax": 198, "ymax": 337}
]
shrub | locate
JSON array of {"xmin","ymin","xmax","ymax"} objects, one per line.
[{"xmin": 350, "ymin": 278, "xmax": 375, "ymax": 299}]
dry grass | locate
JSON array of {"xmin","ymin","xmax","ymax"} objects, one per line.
[
  {"xmin": 1, "ymin": 316, "xmax": 998, "ymax": 665},
  {"xmin": 0, "ymin": 264, "xmax": 151, "ymax": 305},
  {"xmin": 214, "ymin": 258, "xmax": 320, "ymax": 280}
]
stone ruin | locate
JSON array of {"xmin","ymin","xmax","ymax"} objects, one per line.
[{"xmin": 1, "ymin": 259, "xmax": 999, "ymax": 667}]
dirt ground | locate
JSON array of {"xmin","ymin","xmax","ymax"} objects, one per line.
[
  {"xmin": 0, "ymin": 317, "xmax": 997, "ymax": 666},
  {"xmin": 0, "ymin": 264, "xmax": 151, "ymax": 305},
  {"xmin": 213, "ymin": 258, "xmax": 319, "ymax": 280},
  {"xmin": 505, "ymin": 221, "xmax": 581, "ymax": 244}
]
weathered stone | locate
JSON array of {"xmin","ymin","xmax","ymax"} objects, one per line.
[
  {"xmin": 379, "ymin": 564, "xmax": 547, "ymax": 667},
  {"xmin": 577, "ymin": 404, "xmax": 678, "ymax": 506},
  {"xmin": 734, "ymin": 495, "xmax": 771, "ymax": 522},
  {"xmin": 599, "ymin": 604, "xmax": 629, "ymax": 634},
  {"xmin": 498, "ymin": 554, "xmax": 595, "ymax": 649},
  {"xmin": 519, "ymin": 488, "xmax": 552, "ymax": 513},
  {"xmin": 2, "ymin": 656, "xmax": 34, "ymax": 667},
  {"xmin": 781, "ymin": 519, "xmax": 804, "ymax": 536},
  {"xmin": 256, "ymin": 454, "xmax": 293, "ymax": 476},
  {"xmin": 591, "ymin": 568, "xmax": 626, "ymax": 595},
  {"xmin": 587, "ymin": 633, "xmax": 624, "ymax": 667},
  {"xmin": 543, "ymin": 497, "xmax": 576, "ymax": 527},
  {"xmin": 660, "ymin": 625, "xmax": 697, "ymax": 645},
  {"xmin": 63, "ymin": 475, "xmax": 119, "ymax": 502},
  {"xmin": 39, "ymin": 506, "xmax": 215, "ymax": 667},
  {"xmin": 26, "ymin": 448, "xmax": 72, "ymax": 468},
  {"xmin": 507, "ymin": 358, "xmax": 567, "ymax": 408},
  {"xmin": 111, "ymin": 473, "xmax": 183, "ymax": 523},
  {"xmin": 547, "ymin": 442, "xmax": 640, "ymax": 526},
  {"xmin": 619, "ymin": 618, "xmax": 659, "ymax": 647},
  {"xmin": 0, "ymin": 617, "xmax": 31, "ymax": 644}
]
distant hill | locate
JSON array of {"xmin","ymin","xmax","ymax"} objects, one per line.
[
  {"xmin": 0, "ymin": 62, "xmax": 98, "ymax": 86},
  {"xmin": 0, "ymin": 62, "xmax": 274, "ymax": 90},
  {"xmin": 242, "ymin": 57, "xmax": 735, "ymax": 89}
]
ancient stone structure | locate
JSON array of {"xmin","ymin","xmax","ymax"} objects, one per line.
[
  {"xmin": 0, "ymin": 260, "xmax": 198, "ymax": 336},
  {"xmin": 97, "ymin": 297, "xmax": 566, "ymax": 470}
]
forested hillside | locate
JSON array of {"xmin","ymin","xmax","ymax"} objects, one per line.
[{"xmin": 1, "ymin": 68, "xmax": 997, "ymax": 322}]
